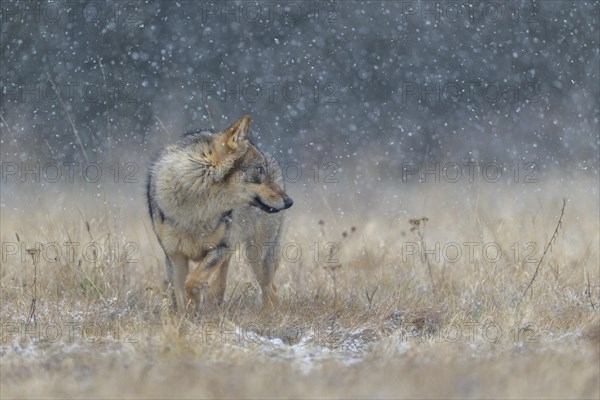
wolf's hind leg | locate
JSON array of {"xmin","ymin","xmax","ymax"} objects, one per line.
[
  {"xmin": 211, "ymin": 254, "xmax": 232, "ymax": 304},
  {"xmin": 249, "ymin": 243, "xmax": 280, "ymax": 312}
]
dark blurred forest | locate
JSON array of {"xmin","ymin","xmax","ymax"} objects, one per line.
[{"xmin": 1, "ymin": 1, "xmax": 598, "ymax": 172}]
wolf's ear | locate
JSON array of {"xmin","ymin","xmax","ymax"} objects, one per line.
[
  {"xmin": 222, "ymin": 115, "xmax": 250, "ymax": 152},
  {"xmin": 211, "ymin": 115, "xmax": 251, "ymax": 181}
]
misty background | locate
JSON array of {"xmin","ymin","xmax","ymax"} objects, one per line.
[{"xmin": 0, "ymin": 1, "xmax": 598, "ymax": 194}]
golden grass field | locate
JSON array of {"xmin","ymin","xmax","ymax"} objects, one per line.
[{"xmin": 1, "ymin": 169, "xmax": 599, "ymax": 399}]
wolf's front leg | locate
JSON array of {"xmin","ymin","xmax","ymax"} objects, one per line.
[
  {"xmin": 184, "ymin": 244, "xmax": 231, "ymax": 311},
  {"xmin": 165, "ymin": 256, "xmax": 178, "ymax": 309},
  {"xmin": 167, "ymin": 253, "xmax": 190, "ymax": 314}
]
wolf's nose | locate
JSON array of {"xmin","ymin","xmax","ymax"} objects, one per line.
[{"xmin": 283, "ymin": 198, "xmax": 294, "ymax": 209}]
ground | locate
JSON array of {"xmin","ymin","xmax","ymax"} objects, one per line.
[{"xmin": 1, "ymin": 172, "xmax": 599, "ymax": 399}]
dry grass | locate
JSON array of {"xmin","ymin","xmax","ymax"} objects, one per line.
[{"xmin": 1, "ymin": 171, "xmax": 599, "ymax": 399}]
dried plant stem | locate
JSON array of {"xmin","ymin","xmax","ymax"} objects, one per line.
[
  {"xmin": 409, "ymin": 218, "xmax": 433, "ymax": 289},
  {"xmin": 517, "ymin": 199, "xmax": 567, "ymax": 311},
  {"xmin": 1, "ymin": 113, "xmax": 21, "ymax": 155},
  {"xmin": 46, "ymin": 73, "xmax": 89, "ymax": 162},
  {"xmin": 0, "ymin": 113, "xmax": 13, "ymax": 136},
  {"xmin": 417, "ymin": 229, "xmax": 435, "ymax": 289},
  {"xmin": 154, "ymin": 116, "xmax": 170, "ymax": 136},
  {"xmin": 586, "ymin": 272, "xmax": 596, "ymax": 310},
  {"xmin": 97, "ymin": 56, "xmax": 111, "ymax": 149},
  {"xmin": 204, "ymin": 103, "xmax": 216, "ymax": 131},
  {"xmin": 324, "ymin": 264, "xmax": 341, "ymax": 307},
  {"xmin": 365, "ymin": 283, "xmax": 379, "ymax": 308},
  {"xmin": 26, "ymin": 249, "xmax": 39, "ymax": 325}
]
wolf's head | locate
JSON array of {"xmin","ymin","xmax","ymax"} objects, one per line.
[{"xmin": 211, "ymin": 115, "xmax": 293, "ymax": 214}]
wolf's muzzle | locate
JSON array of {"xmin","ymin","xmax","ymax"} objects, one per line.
[{"xmin": 252, "ymin": 196, "xmax": 294, "ymax": 213}]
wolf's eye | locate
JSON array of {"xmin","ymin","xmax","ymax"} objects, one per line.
[{"xmin": 257, "ymin": 166, "xmax": 265, "ymax": 176}]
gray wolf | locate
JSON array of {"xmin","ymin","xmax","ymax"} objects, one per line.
[{"xmin": 146, "ymin": 115, "xmax": 293, "ymax": 313}]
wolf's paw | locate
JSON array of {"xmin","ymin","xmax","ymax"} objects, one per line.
[{"xmin": 184, "ymin": 276, "xmax": 208, "ymax": 306}]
